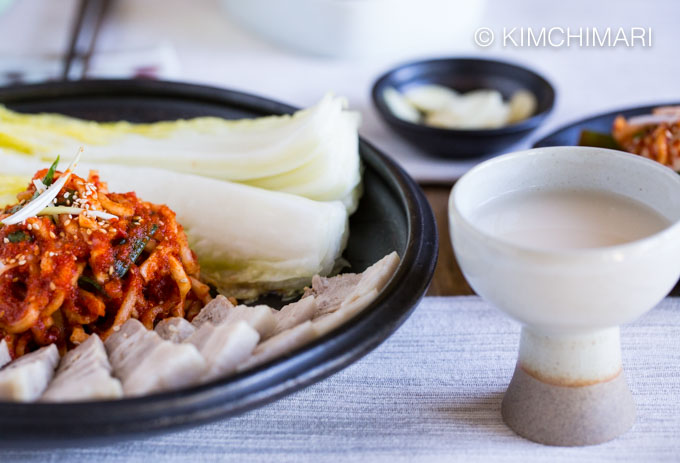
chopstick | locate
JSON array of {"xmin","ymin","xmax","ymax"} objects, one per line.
[{"xmin": 62, "ymin": 0, "xmax": 112, "ymax": 80}]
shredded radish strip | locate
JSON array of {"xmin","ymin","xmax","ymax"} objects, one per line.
[
  {"xmin": 627, "ymin": 114, "xmax": 680, "ymax": 127},
  {"xmin": 38, "ymin": 206, "xmax": 117, "ymax": 221},
  {"xmin": 0, "ymin": 149, "xmax": 82, "ymax": 226},
  {"xmin": 32, "ymin": 179, "xmax": 47, "ymax": 194}
]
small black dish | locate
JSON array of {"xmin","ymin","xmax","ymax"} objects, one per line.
[
  {"xmin": 372, "ymin": 57, "xmax": 556, "ymax": 158},
  {"xmin": 533, "ymin": 101, "xmax": 680, "ymax": 148}
]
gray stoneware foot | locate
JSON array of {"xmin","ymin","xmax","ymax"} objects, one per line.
[{"xmin": 501, "ymin": 366, "xmax": 636, "ymax": 446}]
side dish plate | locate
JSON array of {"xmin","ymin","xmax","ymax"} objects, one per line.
[
  {"xmin": 0, "ymin": 80, "xmax": 437, "ymax": 446},
  {"xmin": 533, "ymin": 102, "xmax": 680, "ymax": 148}
]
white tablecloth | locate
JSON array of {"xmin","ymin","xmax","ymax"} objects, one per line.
[{"xmin": 5, "ymin": 296, "xmax": 680, "ymax": 462}]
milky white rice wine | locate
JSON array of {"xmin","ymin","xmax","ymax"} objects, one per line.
[{"xmin": 471, "ymin": 189, "xmax": 671, "ymax": 250}]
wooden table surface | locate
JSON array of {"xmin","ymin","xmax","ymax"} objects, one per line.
[{"xmin": 422, "ymin": 185, "xmax": 474, "ymax": 297}]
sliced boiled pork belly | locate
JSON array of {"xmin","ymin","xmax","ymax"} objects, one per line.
[
  {"xmin": 104, "ymin": 252, "xmax": 400, "ymax": 387},
  {"xmin": 191, "ymin": 295, "xmax": 234, "ymax": 328},
  {"xmin": 271, "ymin": 296, "xmax": 317, "ymax": 336},
  {"xmin": 238, "ymin": 321, "xmax": 318, "ymax": 372},
  {"xmin": 0, "ymin": 344, "xmax": 59, "ymax": 402},
  {"xmin": 183, "ymin": 297, "xmax": 276, "ymax": 379},
  {"xmin": 42, "ymin": 334, "xmax": 122, "ymax": 402},
  {"xmin": 309, "ymin": 252, "xmax": 400, "ymax": 336},
  {"xmin": 0, "ymin": 340, "xmax": 10, "ymax": 369},
  {"xmin": 125, "ymin": 342, "xmax": 205, "ymax": 395},
  {"xmin": 191, "ymin": 296, "xmax": 276, "ymax": 338},
  {"xmin": 186, "ymin": 320, "xmax": 260, "ymax": 380},
  {"xmin": 346, "ymin": 252, "xmax": 400, "ymax": 302},
  {"xmin": 155, "ymin": 317, "xmax": 196, "ymax": 343},
  {"xmin": 221, "ymin": 305, "xmax": 277, "ymax": 339},
  {"xmin": 105, "ymin": 319, "xmax": 156, "ymax": 380},
  {"xmin": 303, "ymin": 273, "xmax": 361, "ymax": 317},
  {"xmin": 305, "ymin": 252, "xmax": 400, "ymax": 317},
  {"xmin": 105, "ymin": 319, "xmax": 206, "ymax": 396},
  {"xmin": 312, "ymin": 289, "xmax": 379, "ymax": 337},
  {"xmin": 236, "ymin": 252, "xmax": 401, "ymax": 372}
]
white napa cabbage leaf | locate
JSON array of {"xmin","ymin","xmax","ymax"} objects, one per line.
[
  {"xmin": 1, "ymin": 157, "xmax": 349, "ymax": 300},
  {"xmin": 0, "ymin": 94, "xmax": 362, "ymax": 213}
]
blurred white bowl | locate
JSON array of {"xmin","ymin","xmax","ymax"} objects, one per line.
[{"xmin": 221, "ymin": 0, "xmax": 486, "ymax": 58}]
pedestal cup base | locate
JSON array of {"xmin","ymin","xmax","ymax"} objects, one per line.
[{"xmin": 501, "ymin": 366, "xmax": 635, "ymax": 446}]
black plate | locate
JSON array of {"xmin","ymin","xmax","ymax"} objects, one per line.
[
  {"xmin": 0, "ymin": 80, "xmax": 437, "ymax": 446},
  {"xmin": 372, "ymin": 58, "xmax": 555, "ymax": 158},
  {"xmin": 533, "ymin": 102, "xmax": 680, "ymax": 148}
]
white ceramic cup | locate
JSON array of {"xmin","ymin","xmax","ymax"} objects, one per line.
[{"xmin": 449, "ymin": 146, "xmax": 680, "ymax": 446}]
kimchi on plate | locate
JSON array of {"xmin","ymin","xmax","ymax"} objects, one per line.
[{"xmin": 0, "ymin": 158, "xmax": 211, "ymax": 358}]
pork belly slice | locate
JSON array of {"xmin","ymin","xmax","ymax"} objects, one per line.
[
  {"xmin": 222, "ymin": 305, "xmax": 277, "ymax": 339},
  {"xmin": 303, "ymin": 273, "xmax": 361, "ymax": 317},
  {"xmin": 0, "ymin": 344, "xmax": 59, "ymax": 402},
  {"xmin": 238, "ymin": 321, "xmax": 318, "ymax": 372},
  {"xmin": 303, "ymin": 252, "xmax": 400, "ymax": 318},
  {"xmin": 191, "ymin": 295, "xmax": 234, "ymax": 328},
  {"xmin": 271, "ymin": 296, "xmax": 317, "ymax": 337},
  {"xmin": 308, "ymin": 253, "xmax": 399, "ymax": 336},
  {"xmin": 105, "ymin": 319, "xmax": 206, "ymax": 396},
  {"xmin": 312, "ymin": 289, "xmax": 379, "ymax": 337},
  {"xmin": 123, "ymin": 342, "xmax": 206, "ymax": 396},
  {"xmin": 42, "ymin": 334, "xmax": 122, "ymax": 402},
  {"xmin": 105, "ymin": 319, "xmax": 159, "ymax": 381},
  {"xmin": 348, "ymin": 252, "xmax": 400, "ymax": 301},
  {"xmin": 0, "ymin": 340, "xmax": 10, "ymax": 369},
  {"xmin": 186, "ymin": 320, "xmax": 260, "ymax": 380},
  {"xmin": 155, "ymin": 317, "xmax": 196, "ymax": 343}
]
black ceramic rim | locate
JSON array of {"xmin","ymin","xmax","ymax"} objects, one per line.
[
  {"xmin": 0, "ymin": 80, "xmax": 438, "ymax": 441},
  {"xmin": 371, "ymin": 57, "xmax": 556, "ymax": 136},
  {"xmin": 533, "ymin": 101, "xmax": 680, "ymax": 148}
]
